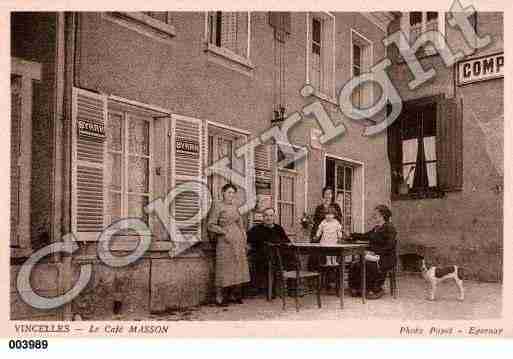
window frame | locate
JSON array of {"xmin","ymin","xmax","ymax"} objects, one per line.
[
  {"xmin": 400, "ymin": 11, "xmax": 446, "ymax": 57},
  {"xmin": 103, "ymin": 12, "xmax": 176, "ymax": 42},
  {"xmin": 323, "ymin": 154, "xmax": 365, "ymax": 233},
  {"xmin": 106, "ymin": 108, "xmax": 154, "ymax": 226},
  {"xmin": 390, "ymin": 95, "xmax": 446, "ymax": 201},
  {"xmin": 306, "ymin": 11, "xmax": 336, "ymax": 103},
  {"xmin": 350, "ymin": 28, "xmax": 374, "ymax": 111},
  {"xmin": 204, "ymin": 11, "xmax": 255, "ymax": 74}
]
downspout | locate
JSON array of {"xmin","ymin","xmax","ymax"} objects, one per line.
[{"xmin": 60, "ymin": 11, "xmax": 77, "ymax": 321}]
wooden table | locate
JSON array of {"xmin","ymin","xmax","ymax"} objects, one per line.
[{"xmin": 267, "ymin": 241, "xmax": 369, "ymax": 309}]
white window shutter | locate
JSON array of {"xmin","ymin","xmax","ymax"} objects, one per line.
[
  {"xmin": 71, "ymin": 87, "xmax": 108, "ymax": 241},
  {"xmin": 169, "ymin": 115, "xmax": 204, "ymax": 240}
]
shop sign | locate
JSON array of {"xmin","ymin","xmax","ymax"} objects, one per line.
[
  {"xmin": 176, "ymin": 138, "xmax": 199, "ymax": 156},
  {"xmin": 457, "ymin": 52, "xmax": 504, "ymax": 86},
  {"xmin": 78, "ymin": 119, "xmax": 105, "ymax": 140}
]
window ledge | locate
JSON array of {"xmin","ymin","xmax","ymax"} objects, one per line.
[
  {"xmin": 392, "ymin": 188, "xmax": 446, "ymax": 201},
  {"xmin": 205, "ymin": 43, "xmax": 255, "ymax": 75},
  {"xmin": 104, "ymin": 12, "xmax": 176, "ymax": 43}
]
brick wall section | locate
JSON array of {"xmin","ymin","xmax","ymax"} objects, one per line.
[{"xmin": 387, "ymin": 13, "xmax": 503, "ymax": 281}]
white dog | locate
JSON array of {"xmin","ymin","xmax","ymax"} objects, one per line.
[{"xmin": 420, "ymin": 258, "xmax": 464, "ymax": 301}]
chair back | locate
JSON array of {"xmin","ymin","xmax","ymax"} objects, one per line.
[{"xmin": 266, "ymin": 242, "xmax": 301, "ymax": 274}]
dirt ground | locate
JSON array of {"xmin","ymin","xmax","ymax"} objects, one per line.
[{"xmin": 111, "ymin": 274, "xmax": 502, "ymax": 321}]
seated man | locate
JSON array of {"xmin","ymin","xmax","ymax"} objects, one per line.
[{"xmin": 247, "ymin": 207, "xmax": 295, "ymax": 294}]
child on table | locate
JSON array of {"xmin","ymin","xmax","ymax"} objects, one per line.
[{"xmin": 315, "ymin": 206, "xmax": 344, "ymax": 265}]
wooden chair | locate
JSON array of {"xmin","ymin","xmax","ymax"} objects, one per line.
[
  {"xmin": 319, "ymin": 259, "xmax": 341, "ymax": 296},
  {"xmin": 267, "ymin": 243, "xmax": 322, "ymax": 312},
  {"xmin": 386, "ymin": 237, "xmax": 399, "ymax": 299}
]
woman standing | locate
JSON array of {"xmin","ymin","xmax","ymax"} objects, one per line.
[
  {"xmin": 207, "ymin": 183, "xmax": 250, "ymax": 306},
  {"xmin": 348, "ymin": 204, "xmax": 397, "ymax": 299}
]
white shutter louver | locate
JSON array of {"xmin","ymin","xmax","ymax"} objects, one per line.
[
  {"xmin": 72, "ymin": 88, "xmax": 108, "ymax": 241},
  {"xmin": 170, "ymin": 115, "xmax": 204, "ymax": 240}
]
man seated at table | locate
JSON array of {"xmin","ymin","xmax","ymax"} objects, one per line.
[{"xmin": 247, "ymin": 207, "xmax": 296, "ymax": 294}]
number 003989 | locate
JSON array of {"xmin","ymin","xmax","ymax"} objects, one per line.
[{"xmin": 8, "ymin": 339, "xmax": 48, "ymax": 350}]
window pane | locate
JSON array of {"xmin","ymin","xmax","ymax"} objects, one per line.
[
  {"xmin": 423, "ymin": 136, "xmax": 436, "ymax": 161},
  {"xmin": 410, "ymin": 12, "xmax": 422, "ymax": 25},
  {"xmin": 353, "ymin": 65, "xmax": 360, "ymax": 77},
  {"xmin": 146, "ymin": 11, "xmax": 168, "ymax": 23},
  {"xmin": 108, "ymin": 153, "xmax": 123, "ymax": 191},
  {"xmin": 345, "ymin": 167, "xmax": 352, "ymax": 191},
  {"xmin": 129, "ymin": 117, "xmax": 149, "ymax": 155},
  {"xmin": 426, "ymin": 162, "xmax": 437, "ymax": 187},
  {"xmin": 109, "ymin": 192, "xmax": 122, "ymax": 223},
  {"xmin": 427, "ymin": 12, "xmax": 438, "ymax": 21},
  {"xmin": 353, "ymin": 44, "xmax": 361, "ymax": 67},
  {"xmin": 312, "ymin": 43, "xmax": 321, "ymax": 55},
  {"xmin": 402, "ymin": 138, "xmax": 418, "ymax": 164},
  {"xmin": 312, "ymin": 18, "xmax": 321, "ymax": 43},
  {"xmin": 128, "ymin": 156, "xmax": 149, "ymax": 193},
  {"xmin": 128, "ymin": 195, "xmax": 149, "ymax": 223},
  {"xmin": 280, "ymin": 203, "xmax": 294, "ymax": 230},
  {"xmin": 402, "ymin": 164, "xmax": 416, "ymax": 187},
  {"xmin": 336, "ymin": 166, "xmax": 344, "ymax": 190},
  {"xmin": 108, "ymin": 113, "xmax": 123, "ymax": 152},
  {"xmin": 280, "ymin": 175, "xmax": 294, "ymax": 202}
]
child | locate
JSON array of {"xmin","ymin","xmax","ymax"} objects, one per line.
[{"xmin": 315, "ymin": 206, "xmax": 344, "ymax": 265}]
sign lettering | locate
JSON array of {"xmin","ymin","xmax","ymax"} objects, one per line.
[{"xmin": 457, "ymin": 52, "xmax": 504, "ymax": 86}]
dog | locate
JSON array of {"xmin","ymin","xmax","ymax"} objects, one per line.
[{"xmin": 419, "ymin": 257, "xmax": 465, "ymax": 301}]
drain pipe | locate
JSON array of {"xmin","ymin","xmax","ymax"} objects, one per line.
[{"xmin": 60, "ymin": 11, "xmax": 77, "ymax": 321}]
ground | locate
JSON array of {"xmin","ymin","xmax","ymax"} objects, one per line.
[{"xmin": 109, "ymin": 274, "xmax": 502, "ymax": 321}]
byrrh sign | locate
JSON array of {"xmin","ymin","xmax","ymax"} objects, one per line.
[{"xmin": 457, "ymin": 52, "xmax": 504, "ymax": 86}]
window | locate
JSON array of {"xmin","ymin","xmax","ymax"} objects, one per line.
[
  {"xmin": 388, "ymin": 96, "xmax": 463, "ymax": 200},
  {"xmin": 399, "ymin": 104, "xmax": 437, "ymax": 193},
  {"xmin": 107, "ymin": 111, "xmax": 152, "ymax": 225},
  {"xmin": 104, "ymin": 12, "xmax": 176, "ymax": 41},
  {"xmin": 401, "ymin": 12, "xmax": 445, "ymax": 55},
  {"xmin": 351, "ymin": 30, "xmax": 373, "ymax": 110},
  {"xmin": 207, "ymin": 11, "xmax": 250, "ymax": 59},
  {"xmin": 307, "ymin": 12, "xmax": 335, "ymax": 100}
]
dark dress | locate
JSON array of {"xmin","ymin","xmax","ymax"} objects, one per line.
[
  {"xmin": 308, "ymin": 203, "xmax": 343, "ymax": 270},
  {"xmin": 348, "ymin": 222, "xmax": 397, "ymax": 292},
  {"xmin": 246, "ymin": 223, "xmax": 294, "ymax": 291}
]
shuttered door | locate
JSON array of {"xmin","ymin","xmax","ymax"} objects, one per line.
[
  {"xmin": 170, "ymin": 115, "xmax": 204, "ymax": 240},
  {"xmin": 436, "ymin": 97, "xmax": 463, "ymax": 192},
  {"xmin": 72, "ymin": 88, "xmax": 108, "ymax": 241}
]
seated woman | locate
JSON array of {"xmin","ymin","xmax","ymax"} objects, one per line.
[{"xmin": 348, "ymin": 205, "xmax": 397, "ymax": 300}]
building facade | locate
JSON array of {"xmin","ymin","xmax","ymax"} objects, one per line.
[{"xmin": 387, "ymin": 12, "xmax": 503, "ymax": 282}]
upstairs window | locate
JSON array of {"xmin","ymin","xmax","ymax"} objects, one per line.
[
  {"xmin": 388, "ymin": 96, "xmax": 463, "ymax": 200},
  {"xmin": 307, "ymin": 12, "xmax": 335, "ymax": 100},
  {"xmin": 351, "ymin": 30, "xmax": 373, "ymax": 110},
  {"xmin": 400, "ymin": 12, "xmax": 445, "ymax": 56},
  {"xmin": 207, "ymin": 11, "xmax": 250, "ymax": 59}
]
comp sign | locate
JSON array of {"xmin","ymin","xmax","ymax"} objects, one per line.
[{"xmin": 457, "ymin": 52, "xmax": 504, "ymax": 86}]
